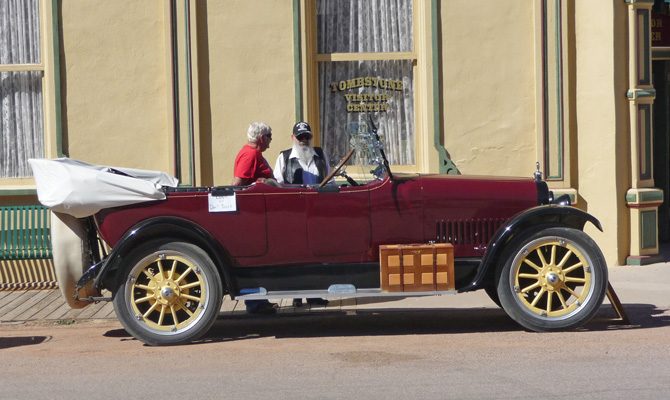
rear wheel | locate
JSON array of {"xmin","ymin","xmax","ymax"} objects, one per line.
[
  {"xmin": 113, "ymin": 241, "xmax": 223, "ymax": 345},
  {"xmin": 496, "ymin": 227, "xmax": 607, "ymax": 332}
]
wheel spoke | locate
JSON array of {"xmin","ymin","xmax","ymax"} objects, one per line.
[
  {"xmin": 175, "ymin": 267, "xmax": 193, "ymax": 284},
  {"xmin": 134, "ymin": 284, "xmax": 154, "ymax": 291},
  {"xmin": 518, "ymin": 273, "xmax": 539, "ymax": 279},
  {"xmin": 134, "ymin": 294, "xmax": 154, "ymax": 304},
  {"xmin": 142, "ymin": 269, "xmax": 156, "ymax": 280},
  {"xmin": 530, "ymin": 287, "xmax": 546, "ymax": 307},
  {"xmin": 170, "ymin": 305, "xmax": 179, "ymax": 325},
  {"xmin": 523, "ymin": 258, "xmax": 542, "ymax": 272},
  {"xmin": 536, "ymin": 248, "xmax": 549, "ymax": 268},
  {"xmin": 563, "ymin": 261, "xmax": 584, "ymax": 274},
  {"xmin": 178, "ymin": 300, "xmax": 195, "ymax": 317},
  {"xmin": 143, "ymin": 301, "xmax": 159, "ymax": 319},
  {"xmin": 521, "ymin": 281, "xmax": 540, "ymax": 294},
  {"xmin": 157, "ymin": 259, "xmax": 165, "ymax": 279},
  {"xmin": 180, "ymin": 281, "xmax": 201, "ymax": 290},
  {"xmin": 557, "ymin": 250, "xmax": 573, "ymax": 269},
  {"xmin": 556, "ymin": 291, "xmax": 568, "ymax": 308},
  {"xmin": 157, "ymin": 305, "xmax": 166, "ymax": 326},
  {"xmin": 169, "ymin": 259, "xmax": 178, "ymax": 280},
  {"xmin": 563, "ymin": 285, "xmax": 580, "ymax": 298},
  {"xmin": 181, "ymin": 293, "xmax": 202, "ymax": 302},
  {"xmin": 546, "ymin": 291, "xmax": 553, "ymax": 312},
  {"xmin": 565, "ymin": 277, "xmax": 586, "ymax": 284},
  {"xmin": 550, "ymin": 245, "xmax": 557, "ymax": 266}
]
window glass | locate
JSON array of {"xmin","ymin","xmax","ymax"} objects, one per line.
[
  {"xmin": 319, "ymin": 60, "xmax": 414, "ymax": 165},
  {"xmin": 1, "ymin": 0, "xmax": 45, "ymax": 178},
  {"xmin": 316, "ymin": 0, "xmax": 415, "ymax": 166},
  {"xmin": 317, "ymin": 0, "xmax": 413, "ymax": 54}
]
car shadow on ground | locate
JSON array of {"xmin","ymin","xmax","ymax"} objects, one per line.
[
  {"xmin": 101, "ymin": 303, "xmax": 668, "ymax": 345},
  {"xmin": 194, "ymin": 303, "xmax": 666, "ymax": 344}
]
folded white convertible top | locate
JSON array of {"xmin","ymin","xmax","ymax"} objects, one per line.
[{"xmin": 28, "ymin": 158, "xmax": 179, "ymax": 218}]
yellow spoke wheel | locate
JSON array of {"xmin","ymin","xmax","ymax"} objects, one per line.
[
  {"xmin": 128, "ymin": 254, "xmax": 205, "ymax": 332},
  {"xmin": 113, "ymin": 241, "xmax": 223, "ymax": 346},
  {"xmin": 512, "ymin": 240, "xmax": 591, "ymax": 317},
  {"xmin": 497, "ymin": 227, "xmax": 607, "ymax": 332}
]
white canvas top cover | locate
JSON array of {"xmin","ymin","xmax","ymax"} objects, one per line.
[{"xmin": 28, "ymin": 158, "xmax": 179, "ymax": 218}]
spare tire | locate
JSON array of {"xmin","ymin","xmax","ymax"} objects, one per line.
[{"xmin": 51, "ymin": 211, "xmax": 98, "ymax": 309}]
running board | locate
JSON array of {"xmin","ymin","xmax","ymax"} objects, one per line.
[{"xmin": 235, "ymin": 285, "xmax": 458, "ymax": 300}]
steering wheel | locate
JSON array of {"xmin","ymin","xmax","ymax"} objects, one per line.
[{"xmin": 319, "ymin": 149, "xmax": 356, "ymax": 187}]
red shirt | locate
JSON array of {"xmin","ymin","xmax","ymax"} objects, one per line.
[{"xmin": 233, "ymin": 145, "xmax": 273, "ymax": 181}]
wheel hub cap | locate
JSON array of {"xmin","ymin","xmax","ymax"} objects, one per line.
[
  {"xmin": 156, "ymin": 280, "xmax": 181, "ymax": 306},
  {"xmin": 541, "ymin": 268, "xmax": 564, "ymax": 291}
]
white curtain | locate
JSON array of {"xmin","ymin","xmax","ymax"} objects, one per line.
[
  {"xmin": 317, "ymin": 0, "xmax": 415, "ymax": 166},
  {"xmin": 1, "ymin": 0, "xmax": 44, "ymax": 178}
]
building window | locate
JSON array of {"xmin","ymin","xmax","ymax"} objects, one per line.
[
  {"xmin": 314, "ymin": 0, "xmax": 416, "ymax": 166},
  {"xmin": 0, "ymin": 0, "xmax": 45, "ymax": 178}
]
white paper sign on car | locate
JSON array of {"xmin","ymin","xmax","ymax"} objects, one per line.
[{"xmin": 208, "ymin": 193, "xmax": 237, "ymax": 212}]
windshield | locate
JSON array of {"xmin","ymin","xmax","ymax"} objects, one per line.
[{"xmin": 346, "ymin": 121, "xmax": 388, "ymax": 181}]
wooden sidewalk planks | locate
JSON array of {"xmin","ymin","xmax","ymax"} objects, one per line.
[
  {"xmin": 1, "ymin": 290, "xmax": 53, "ymax": 321},
  {"xmin": 0, "ymin": 291, "xmax": 40, "ymax": 320}
]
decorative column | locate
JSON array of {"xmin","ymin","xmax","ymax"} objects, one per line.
[{"xmin": 626, "ymin": 0, "xmax": 664, "ymax": 264}]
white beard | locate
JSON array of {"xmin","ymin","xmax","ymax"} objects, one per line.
[{"xmin": 293, "ymin": 141, "xmax": 315, "ymax": 166}]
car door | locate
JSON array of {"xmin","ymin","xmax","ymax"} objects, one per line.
[{"xmin": 305, "ymin": 185, "xmax": 371, "ymax": 258}]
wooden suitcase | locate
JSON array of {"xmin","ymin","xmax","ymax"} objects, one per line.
[{"xmin": 379, "ymin": 243, "xmax": 454, "ymax": 292}]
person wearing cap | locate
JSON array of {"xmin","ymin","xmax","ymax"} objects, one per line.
[
  {"xmin": 273, "ymin": 122, "xmax": 332, "ymax": 185},
  {"xmin": 274, "ymin": 122, "xmax": 331, "ymax": 308},
  {"xmin": 232, "ymin": 122, "xmax": 279, "ymax": 314}
]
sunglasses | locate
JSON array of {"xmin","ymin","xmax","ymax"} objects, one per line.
[
  {"xmin": 263, "ymin": 133, "xmax": 272, "ymax": 139},
  {"xmin": 295, "ymin": 133, "xmax": 312, "ymax": 141}
]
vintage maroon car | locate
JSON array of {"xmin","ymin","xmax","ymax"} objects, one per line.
[{"xmin": 46, "ymin": 129, "xmax": 607, "ymax": 346}]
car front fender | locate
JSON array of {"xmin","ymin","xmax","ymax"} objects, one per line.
[
  {"xmin": 459, "ymin": 205, "xmax": 603, "ymax": 292},
  {"xmin": 93, "ymin": 216, "xmax": 235, "ymax": 295}
]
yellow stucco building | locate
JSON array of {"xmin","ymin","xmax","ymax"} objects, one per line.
[{"xmin": 2, "ymin": 0, "xmax": 669, "ymax": 289}]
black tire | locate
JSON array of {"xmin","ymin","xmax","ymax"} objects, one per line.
[
  {"xmin": 496, "ymin": 227, "xmax": 607, "ymax": 332},
  {"xmin": 112, "ymin": 240, "xmax": 223, "ymax": 345},
  {"xmin": 484, "ymin": 285, "xmax": 502, "ymax": 308}
]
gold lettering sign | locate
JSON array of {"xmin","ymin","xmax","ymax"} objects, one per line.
[{"xmin": 330, "ymin": 76, "xmax": 403, "ymax": 114}]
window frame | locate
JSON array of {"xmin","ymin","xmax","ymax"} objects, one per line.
[
  {"xmin": 0, "ymin": 0, "xmax": 58, "ymax": 192},
  {"xmin": 301, "ymin": 0, "xmax": 424, "ymax": 173}
]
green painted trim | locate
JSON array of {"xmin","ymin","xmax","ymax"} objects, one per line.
[
  {"xmin": 0, "ymin": 189, "xmax": 37, "ymax": 196},
  {"xmin": 639, "ymin": 104, "xmax": 652, "ymax": 180},
  {"xmin": 641, "ymin": 209, "xmax": 657, "ymax": 249},
  {"xmin": 543, "ymin": 0, "xmax": 564, "ymax": 181},
  {"xmin": 626, "ymin": 193, "xmax": 637, "ymax": 202},
  {"xmin": 626, "ymin": 89, "xmax": 656, "ymax": 98},
  {"xmin": 293, "ymin": 0, "xmax": 302, "ymax": 122},
  {"xmin": 652, "ymin": 48, "xmax": 670, "ymax": 59},
  {"xmin": 183, "ymin": 0, "xmax": 194, "ymax": 186},
  {"xmin": 625, "ymin": 0, "xmax": 655, "ymax": 4},
  {"xmin": 431, "ymin": 0, "xmax": 457, "ymax": 174},
  {"xmin": 639, "ymin": 9, "xmax": 651, "ymax": 85},
  {"xmin": 640, "ymin": 191, "xmax": 664, "ymax": 202},
  {"xmin": 171, "ymin": 0, "xmax": 182, "ymax": 183},
  {"xmin": 553, "ymin": 192, "xmax": 576, "ymax": 203},
  {"xmin": 51, "ymin": 0, "xmax": 65, "ymax": 157}
]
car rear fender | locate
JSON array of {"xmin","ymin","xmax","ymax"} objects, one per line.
[
  {"xmin": 459, "ymin": 205, "xmax": 603, "ymax": 292},
  {"xmin": 94, "ymin": 217, "xmax": 236, "ymax": 296}
]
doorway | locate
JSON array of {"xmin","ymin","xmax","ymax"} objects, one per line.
[{"xmin": 652, "ymin": 60, "xmax": 670, "ymax": 242}]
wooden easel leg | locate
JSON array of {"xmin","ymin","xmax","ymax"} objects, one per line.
[{"xmin": 606, "ymin": 281, "xmax": 630, "ymax": 324}]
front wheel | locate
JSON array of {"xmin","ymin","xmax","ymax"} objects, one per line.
[
  {"xmin": 113, "ymin": 241, "xmax": 223, "ymax": 345},
  {"xmin": 496, "ymin": 227, "xmax": 607, "ymax": 332}
]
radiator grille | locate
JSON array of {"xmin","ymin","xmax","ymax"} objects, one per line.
[{"xmin": 435, "ymin": 218, "xmax": 506, "ymax": 247}]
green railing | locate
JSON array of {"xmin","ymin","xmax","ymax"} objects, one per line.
[{"xmin": 0, "ymin": 206, "xmax": 52, "ymax": 260}]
